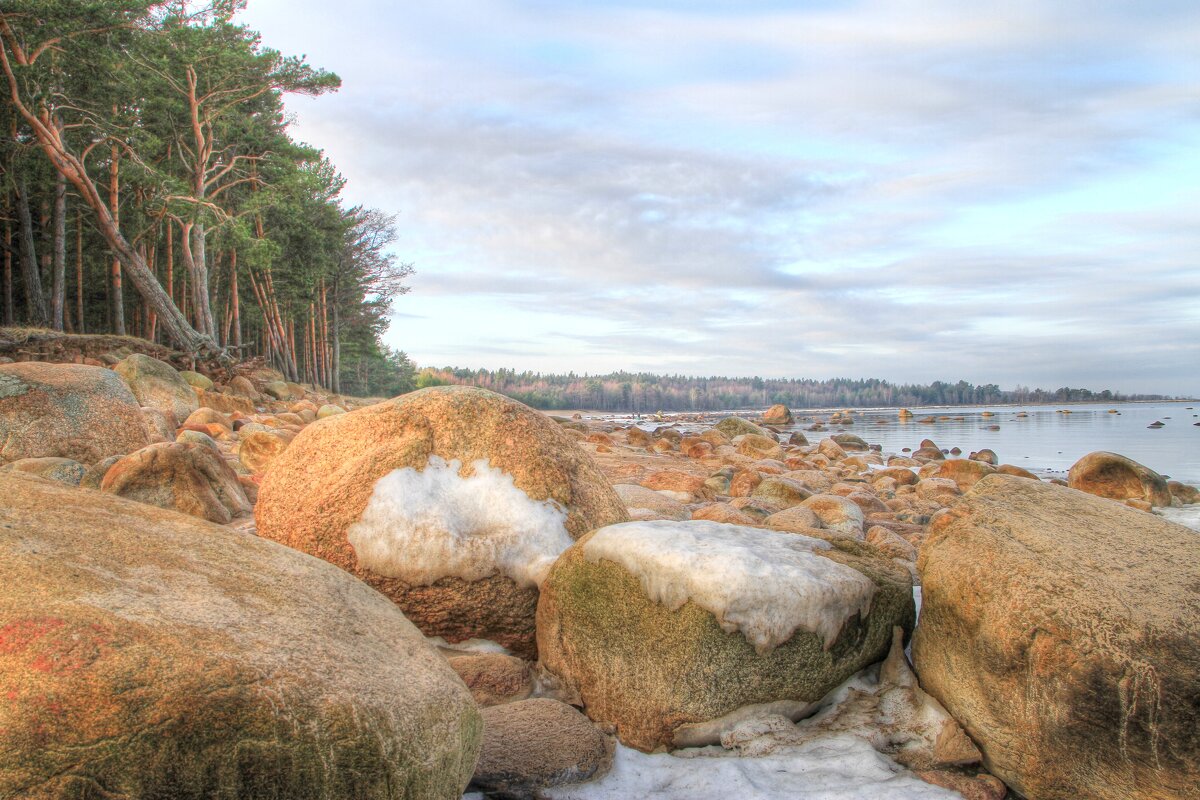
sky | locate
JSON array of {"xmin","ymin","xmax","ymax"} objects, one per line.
[{"xmin": 239, "ymin": 0, "xmax": 1200, "ymax": 395}]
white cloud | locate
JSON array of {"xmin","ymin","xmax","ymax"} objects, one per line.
[{"xmin": 241, "ymin": 0, "xmax": 1200, "ymax": 395}]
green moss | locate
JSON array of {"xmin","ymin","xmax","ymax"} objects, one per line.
[{"xmin": 0, "ymin": 373, "xmax": 29, "ymax": 399}]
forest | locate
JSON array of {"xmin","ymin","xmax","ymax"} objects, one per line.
[
  {"xmin": 414, "ymin": 368, "xmax": 1172, "ymax": 412},
  {"xmin": 0, "ymin": 1, "xmax": 414, "ymax": 397}
]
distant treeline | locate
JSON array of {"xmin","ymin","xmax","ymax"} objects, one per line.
[{"xmin": 413, "ymin": 368, "xmax": 1174, "ymax": 412}]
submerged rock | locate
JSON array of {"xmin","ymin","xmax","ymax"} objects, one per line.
[
  {"xmin": 537, "ymin": 520, "xmax": 914, "ymax": 752},
  {"xmin": 0, "ymin": 471, "xmax": 481, "ymax": 799},
  {"xmin": 914, "ymin": 475, "xmax": 1200, "ymax": 799}
]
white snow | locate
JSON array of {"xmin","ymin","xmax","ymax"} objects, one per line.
[
  {"xmin": 542, "ymin": 735, "xmax": 960, "ymax": 800},
  {"xmin": 425, "ymin": 636, "xmax": 513, "ymax": 656},
  {"xmin": 581, "ymin": 520, "xmax": 877, "ymax": 653},
  {"xmin": 347, "ymin": 456, "xmax": 573, "ymax": 588},
  {"xmin": 540, "ymin": 641, "xmax": 968, "ymax": 800}
]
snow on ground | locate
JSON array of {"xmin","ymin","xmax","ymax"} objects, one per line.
[
  {"xmin": 347, "ymin": 456, "xmax": 573, "ymax": 588},
  {"xmin": 582, "ymin": 520, "xmax": 877, "ymax": 653},
  {"xmin": 541, "ymin": 735, "xmax": 960, "ymax": 800}
]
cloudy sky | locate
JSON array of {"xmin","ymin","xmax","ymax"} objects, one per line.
[{"xmin": 240, "ymin": 0, "xmax": 1200, "ymax": 395}]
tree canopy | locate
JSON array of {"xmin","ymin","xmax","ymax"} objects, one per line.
[{"xmin": 0, "ymin": 0, "xmax": 413, "ymax": 394}]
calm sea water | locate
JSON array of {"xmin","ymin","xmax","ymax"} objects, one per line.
[{"xmin": 619, "ymin": 401, "xmax": 1200, "ymax": 486}]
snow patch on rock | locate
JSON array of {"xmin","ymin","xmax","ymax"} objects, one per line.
[
  {"xmin": 581, "ymin": 520, "xmax": 876, "ymax": 653},
  {"xmin": 348, "ymin": 456, "xmax": 573, "ymax": 588}
]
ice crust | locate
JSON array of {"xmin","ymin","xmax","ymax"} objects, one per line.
[
  {"xmin": 347, "ymin": 456, "xmax": 573, "ymax": 588},
  {"xmin": 542, "ymin": 735, "xmax": 960, "ymax": 800},
  {"xmin": 581, "ymin": 520, "xmax": 877, "ymax": 653}
]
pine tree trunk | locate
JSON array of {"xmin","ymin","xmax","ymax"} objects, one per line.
[
  {"xmin": 14, "ymin": 174, "xmax": 47, "ymax": 326},
  {"xmin": 109, "ymin": 141, "xmax": 125, "ymax": 336},
  {"xmin": 230, "ymin": 248, "xmax": 241, "ymax": 350},
  {"xmin": 74, "ymin": 209, "xmax": 83, "ymax": 333},
  {"xmin": 3, "ymin": 200, "xmax": 13, "ymax": 326},
  {"xmin": 50, "ymin": 169, "xmax": 66, "ymax": 331},
  {"xmin": 331, "ymin": 284, "xmax": 341, "ymax": 394}
]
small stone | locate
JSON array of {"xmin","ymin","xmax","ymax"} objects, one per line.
[{"xmin": 471, "ymin": 698, "xmax": 609, "ymax": 797}]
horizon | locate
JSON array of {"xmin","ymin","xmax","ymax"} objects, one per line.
[
  {"xmin": 240, "ymin": 1, "xmax": 1200, "ymax": 396},
  {"xmin": 414, "ymin": 364, "xmax": 1193, "ymax": 401}
]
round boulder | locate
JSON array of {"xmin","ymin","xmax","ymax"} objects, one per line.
[
  {"xmin": 255, "ymin": 386, "xmax": 628, "ymax": 658},
  {"xmin": 715, "ymin": 416, "xmax": 769, "ymax": 439},
  {"xmin": 470, "ymin": 698, "xmax": 609, "ymax": 797},
  {"xmin": 1067, "ymin": 451, "xmax": 1172, "ymax": 507},
  {"xmin": 0, "ymin": 362, "xmax": 149, "ymax": 463},
  {"xmin": 914, "ymin": 475, "xmax": 1200, "ymax": 799},
  {"xmin": 762, "ymin": 404, "xmax": 793, "ymax": 425},
  {"xmin": 101, "ymin": 441, "xmax": 251, "ymax": 524},
  {"xmin": 0, "ymin": 471, "xmax": 481, "ymax": 799},
  {"xmin": 113, "ymin": 353, "xmax": 198, "ymax": 424},
  {"xmin": 238, "ymin": 429, "xmax": 291, "ymax": 475},
  {"xmin": 537, "ymin": 520, "xmax": 914, "ymax": 752}
]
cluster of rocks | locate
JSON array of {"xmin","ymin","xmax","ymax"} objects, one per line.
[
  {"xmin": 0, "ymin": 355, "xmax": 353, "ymax": 525},
  {"xmin": 0, "ymin": 372, "xmax": 1197, "ymax": 799}
]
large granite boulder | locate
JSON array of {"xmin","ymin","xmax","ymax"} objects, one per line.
[
  {"xmin": 0, "ymin": 362, "xmax": 149, "ymax": 463},
  {"xmin": 101, "ymin": 441, "xmax": 251, "ymax": 524},
  {"xmin": 113, "ymin": 353, "xmax": 198, "ymax": 424},
  {"xmin": 537, "ymin": 520, "xmax": 915, "ymax": 752},
  {"xmin": 762, "ymin": 404, "xmax": 793, "ymax": 425},
  {"xmin": 715, "ymin": 416, "xmax": 769, "ymax": 439},
  {"xmin": 0, "ymin": 471, "xmax": 481, "ymax": 799},
  {"xmin": 256, "ymin": 386, "xmax": 628, "ymax": 658},
  {"xmin": 1067, "ymin": 450, "xmax": 1172, "ymax": 507},
  {"xmin": 913, "ymin": 475, "xmax": 1200, "ymax": 799}
]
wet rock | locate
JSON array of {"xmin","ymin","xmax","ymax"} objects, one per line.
[{"xmin": 1067, "ymin": 451, "xmax": 1172, "ymax": 507}]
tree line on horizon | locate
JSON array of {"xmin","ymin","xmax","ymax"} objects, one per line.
[
  {"xmin": 411, "ymin": 367, "xmax": 1173, "ymax": 411},
  {"xmin": 0, "ymin": 0, "xmax": 413, "ymax": 396}
]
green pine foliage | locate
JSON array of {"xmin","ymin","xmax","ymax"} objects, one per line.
[{"xmin": 0, "ymin": 0, "xmax": 412, "ymax": 396}]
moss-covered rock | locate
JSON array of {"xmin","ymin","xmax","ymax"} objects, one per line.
[
  {"xmin": 715, "ymin": 416, "xmax": 769, "ymax": 439},
  {"xmin": 537, "ymin": 520, "xmax": 914, "ymax": 752},
  {"xmin": 113, "ymin": 353, "xmax": 198, "ymax": 424}
]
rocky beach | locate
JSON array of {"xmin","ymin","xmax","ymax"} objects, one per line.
[{"xmin": 0, "ymin": 343, "xmax": 1197, "ymax": 799}]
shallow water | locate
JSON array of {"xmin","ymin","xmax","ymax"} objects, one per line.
[{"xmin": 617, "ymin": 401, "xmax": 1200, "ymax": 486}]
